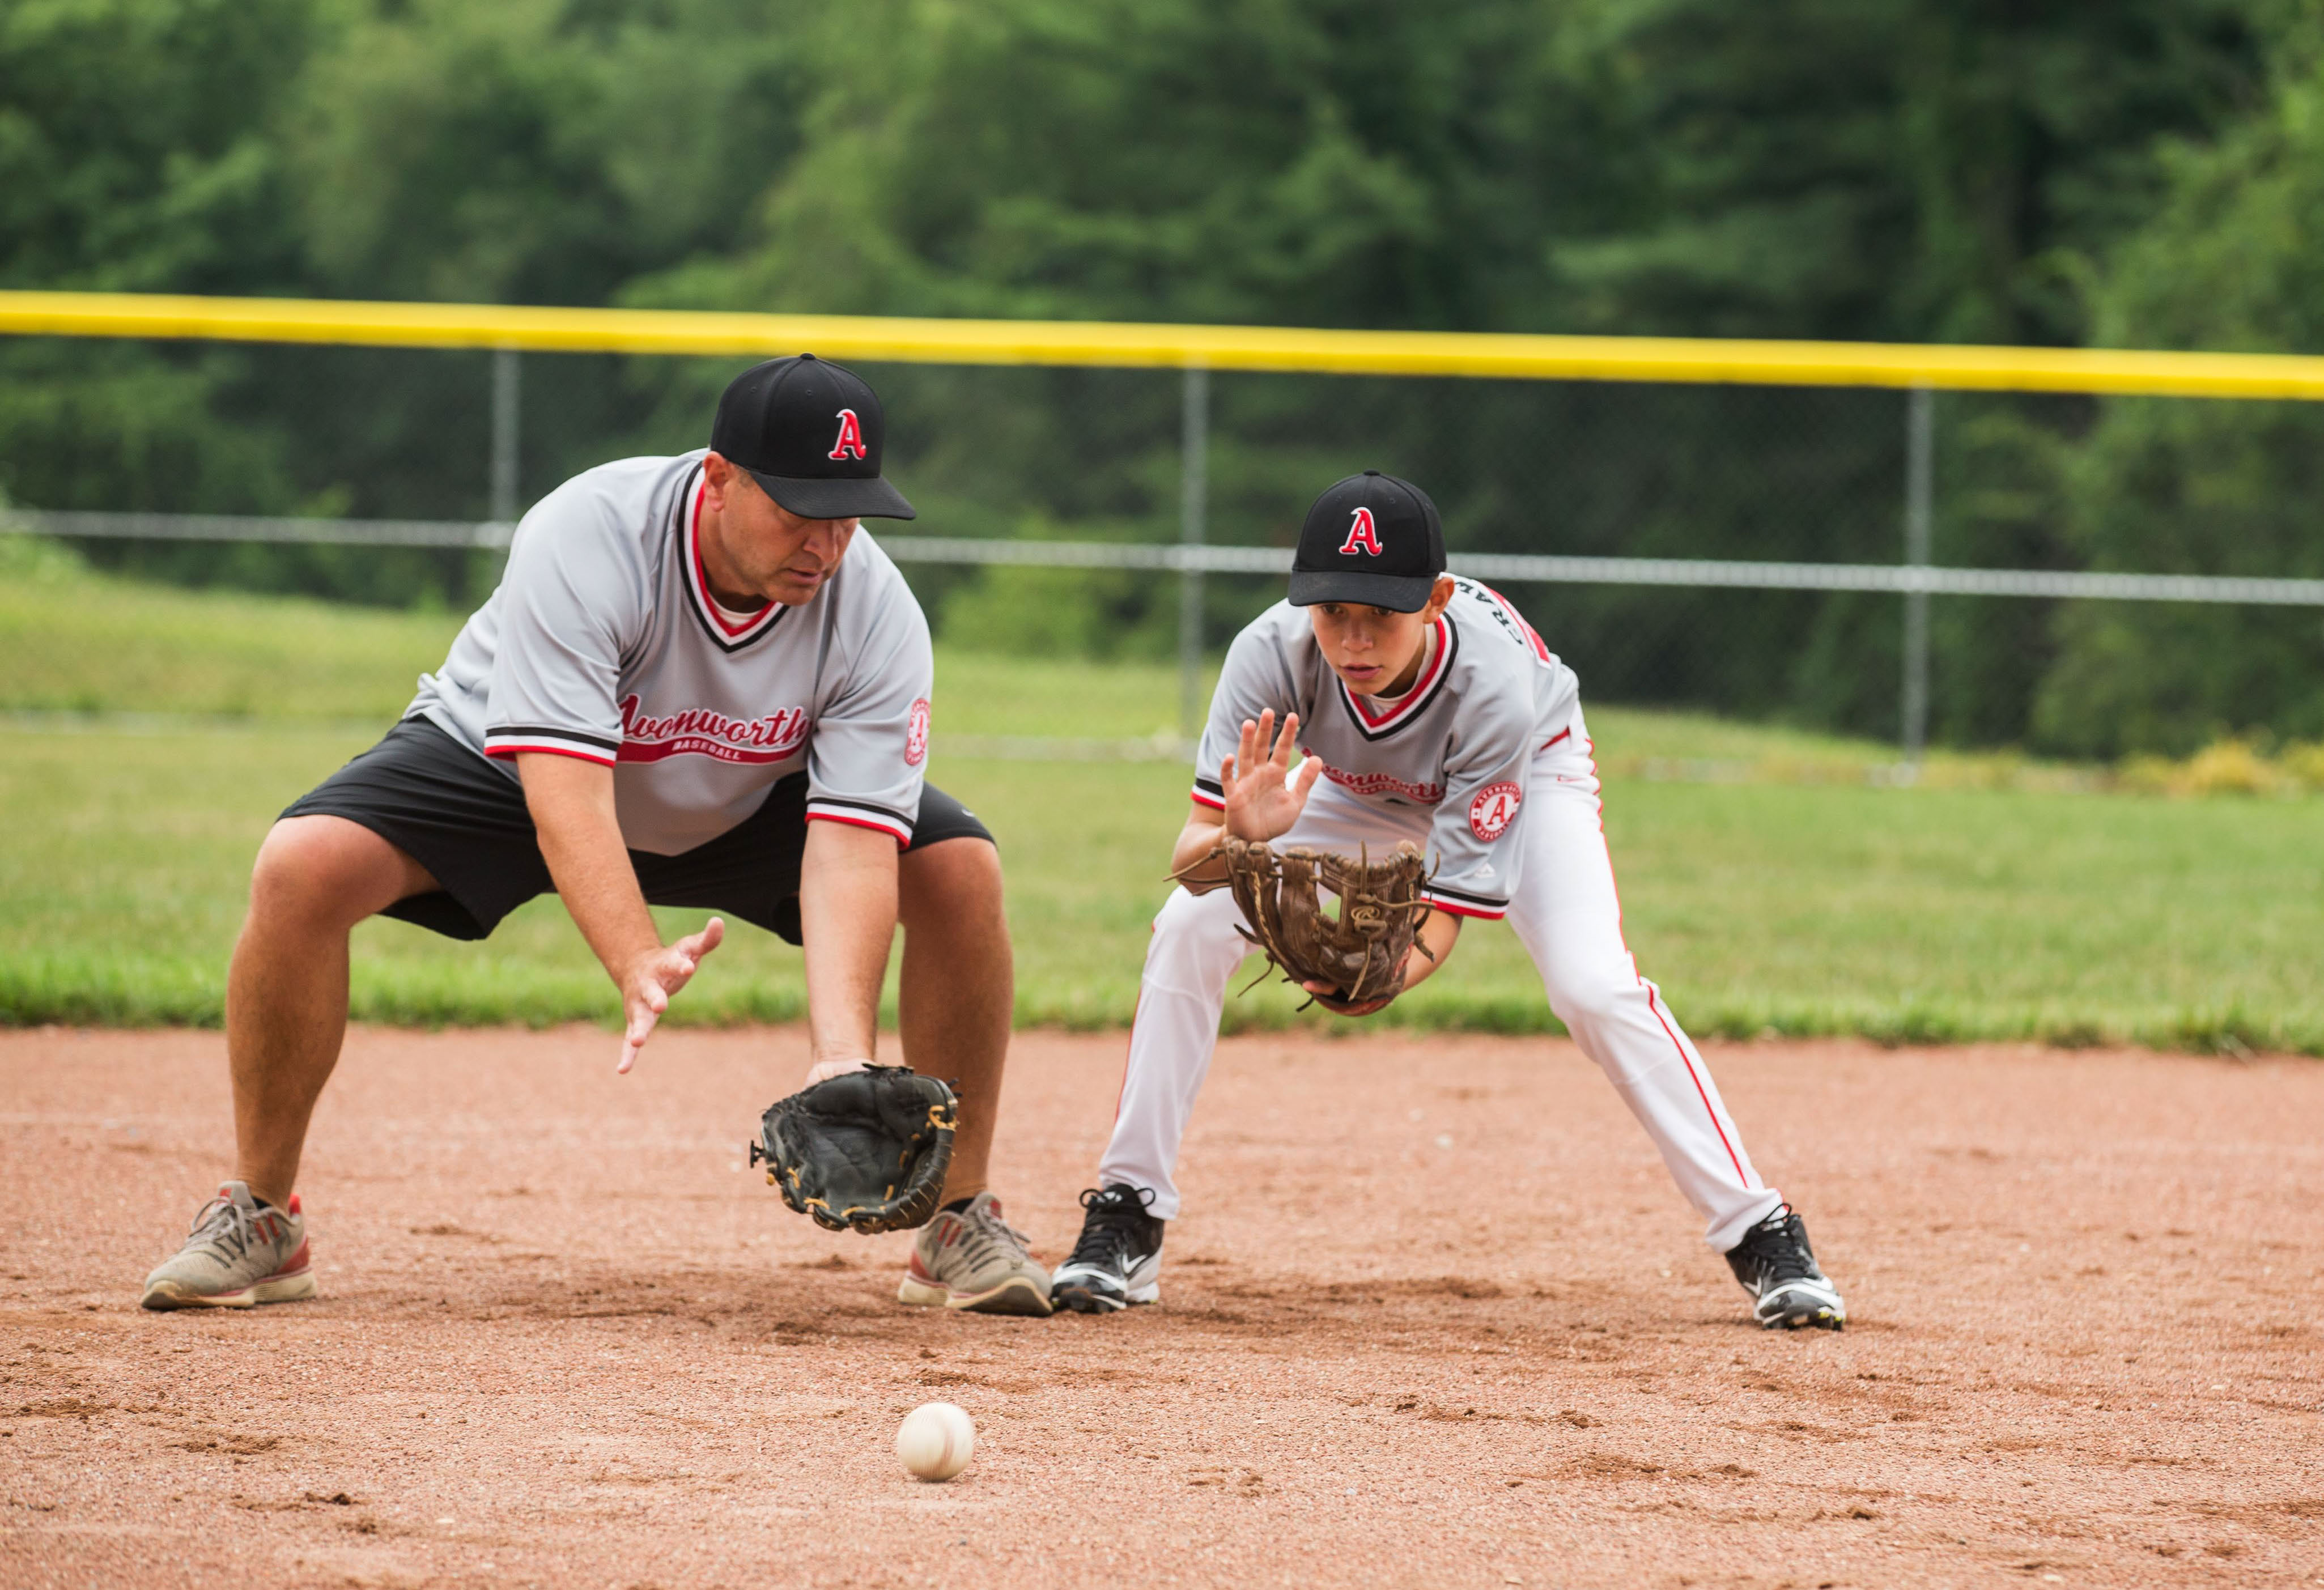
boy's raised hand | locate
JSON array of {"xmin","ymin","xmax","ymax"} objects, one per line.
[{"xmin": 1220, "ymin": 709, "xmax": 1321, "ymax": 841}]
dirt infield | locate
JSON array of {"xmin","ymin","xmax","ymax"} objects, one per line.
[{"xmin": 2, "ymin": 1026, "xmax": 2319, "ymax": 1588}]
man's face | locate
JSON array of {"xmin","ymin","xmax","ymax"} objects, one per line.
[{"xmin": 703, "ymin": 456, "xmax": 859, "ymax": 606}]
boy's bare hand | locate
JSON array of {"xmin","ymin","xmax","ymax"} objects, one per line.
[{"xmin": 1219, "ymin": 709, "xmax": 1322, "ymax": 841}]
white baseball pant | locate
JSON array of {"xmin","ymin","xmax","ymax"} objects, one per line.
[{"xmin": 1098, "ymin": 716, "xmax": 1786, "ymax": 1251}]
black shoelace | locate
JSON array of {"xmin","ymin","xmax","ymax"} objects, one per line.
[
  {"xmin": 1066, "ymin": 1185, "xmax": 1157, "ymax": 1270},
  {"xmin": 1737, "ymin": 1208, "xmax": 1817, "ymax": 1285}
]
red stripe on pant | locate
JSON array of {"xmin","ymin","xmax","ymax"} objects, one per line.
[{"xmin": 1646, "ymin": 984, "xmax": 1751, "ymax": 1187}]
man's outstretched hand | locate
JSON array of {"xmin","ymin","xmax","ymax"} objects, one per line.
[{"xmin": 617, "ymin": 916, "xmax": 725, "ymax": 1074}]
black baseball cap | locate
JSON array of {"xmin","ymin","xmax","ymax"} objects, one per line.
[
  {"xmin": 709, "ymin": 354, "xmax": 917, "ymax": 521},
  {"xmin": 1286, "ymin": 471, "xmax": 1446, "ymax": 611}
]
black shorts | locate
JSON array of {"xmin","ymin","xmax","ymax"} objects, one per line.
[{"xmin": 281, "ymin": 717, "xmax": 993, "ymax": 944}]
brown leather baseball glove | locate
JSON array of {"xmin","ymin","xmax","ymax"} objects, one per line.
[{"xmin": 1198, "ymin": 837, "xmax": 1434, "ymax": 1013}]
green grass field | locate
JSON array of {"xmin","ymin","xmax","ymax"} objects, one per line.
[{"xmin": 5, "ymin": 539, "xmax": 2322, "ymax": 1053}]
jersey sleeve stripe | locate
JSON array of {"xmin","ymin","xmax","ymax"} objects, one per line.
[
  {"xmin": 483, "ymin": 740, "xmax": 618, "ymax": 767},
  {"xmin": 805, "ymin": 809, "xmax": 914, "ymax": 845},
  {"xmin": 808, "ymin": 794, "xmax": 916, "ymax": 825},
  {"xmin": 1189, "ymin": 785, "xmax": 1226, "ymax": 810},
  {"xmin": 487, "ymin": 724, "xmax": 621, "ymax": 752},
  {"xmin": 1424, "ymin": 895, "xmax": 1506, "ymax": 921},
  {"xmin": 1424, "ymin": 880, "xmax": 1509, "ymax": 908},
  {"xmin": 806, "ymin": 797, "xmax": 917, "ymax": 839}
]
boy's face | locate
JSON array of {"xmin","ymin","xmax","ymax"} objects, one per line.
[{"xmin": 1305, "ymin": 576, "xmax": 1456, "ymax": 695}]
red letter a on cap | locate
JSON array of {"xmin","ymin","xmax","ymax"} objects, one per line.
[
  {"xmin": 1338, "ymin": 506, "xmax": 1384, "ymax": 557},
  {"xmin": 829, "ymin": 409, "xmax": 868, "ymax": 461}
]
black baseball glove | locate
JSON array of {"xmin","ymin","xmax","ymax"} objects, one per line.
[{"xmin": 750, "ymin": 1065, "xmax": 958, "ymax": 1234}]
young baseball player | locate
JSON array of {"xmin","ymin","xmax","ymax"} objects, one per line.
[
  {"xmin": 1050, "ymin": 471, "xmax": 1848, "ymax": 1330},
  {"xmin": 142, "ymin": 355, "xmax": 1050, "ymax": 1317}
]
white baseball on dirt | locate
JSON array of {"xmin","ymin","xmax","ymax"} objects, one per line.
[{"xmin": 896, "ymin": 1401, "xmax": 975, "ymax": 1481}]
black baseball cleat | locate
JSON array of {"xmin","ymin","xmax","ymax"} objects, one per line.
[
  {"xmin": 1724, "ymin": 1205, "xmax": 1847, "ymax": 1330},
  {"xmin": 1050, "ymin": 1184, "xmax": 1164, "ymax": 1314}
]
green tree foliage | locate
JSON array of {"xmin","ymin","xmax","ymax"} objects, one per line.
[
  {"xmin": 2034, "ymin": 12, "xmax": 2324, "ymax": 755},
  {"xmin": 0, "ymin": 0, "xmax": 311, "ymax": 530},
  {"xmin": 0, "ymin": 0, "xmax": 2305, "ymax": 747}
]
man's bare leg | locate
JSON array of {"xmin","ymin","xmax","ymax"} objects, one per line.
[
  {"xmin": 227, "ymin": 815, "xmax": 436, "ymax": 1206},
  {"xmin": 896, "ymin": 836, "xmax": 1013, "ymax": 1204}
]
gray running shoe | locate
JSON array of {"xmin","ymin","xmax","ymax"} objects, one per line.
[
  {"xmin": 140, "ymin": 1181, "xmax": 316, "ymax": 1311},
  {"xmin": 897, "ymin": 1191, "xmax": 1051, "ymax": 1316}
]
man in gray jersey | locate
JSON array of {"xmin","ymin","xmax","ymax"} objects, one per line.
[
  {"xmin": 1051, "ymin": 471, "xmax": 1848, "ymax": 1330},
  {"xmin": 141, "ymin": 355, "xmax": 1050, "ymax": 1317}
]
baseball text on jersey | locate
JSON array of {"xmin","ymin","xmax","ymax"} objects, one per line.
[
  {"xmin": 1471, "ymin": 580, "xmax": 1552, "ymax": 664},
  {"xmin": 615, "ymin": 696, "xmax": 810, "ymax": 765},
  {"xmin": 1310, "ymin": 761, "xmax": 1444, "ymax": 805}
]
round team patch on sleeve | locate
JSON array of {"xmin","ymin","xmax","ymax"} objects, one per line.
[
  {"xmin": 1468, "ymin": 780, "xmax": 1522, "ymax": 842},
  {"xmin": 905, "ymin": 698, "xmax": 931, "ymax": 767}
]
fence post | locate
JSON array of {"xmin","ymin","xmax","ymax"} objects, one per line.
[
  {"xmin": 1901, "ymin": 384, "xmax": 1933, "ymax": 760},
  {"xmin": 491, "ymin": 348, "xmax": 521, "ymax": 525},
  {"xmin": 1179, "ymin": 365, "xmax": 1209, "ymax": 739}
]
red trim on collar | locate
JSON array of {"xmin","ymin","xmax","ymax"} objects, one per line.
[
  {"xmin": 1340, "ymin": 617, "xmax": 1450, "ymax": 730},
  {"xmin": 686, "ymin": 479, "xmax": 778, "ymax": 641}
]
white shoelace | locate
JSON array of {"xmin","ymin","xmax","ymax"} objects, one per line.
[
  {"xmin": 953, "ymin": 1202, "xmax": 1033, "ymax": 1267},
  {"xmin": 184, "ymin": 1196, "xmax": 255, "ymax": 1263}
]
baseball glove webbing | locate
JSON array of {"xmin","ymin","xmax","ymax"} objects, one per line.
[{"xmin": 1184, "ymin": 837, "xmax": 1434, "ymax": 1009}]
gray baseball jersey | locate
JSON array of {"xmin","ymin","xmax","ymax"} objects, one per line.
[
  {"xmin": 1191, "ymin": 580, "xmax": 1580, "ymax": 918},
  {"xmin": 407, "ymin": 449, "xmax": 933, "ymax": 855}
]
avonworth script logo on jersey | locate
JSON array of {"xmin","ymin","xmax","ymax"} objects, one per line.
[
  {"xmin": 1314, "ymin": 757, "xmax": 1443, "ymax": 805},
  {"xmin": 829, "ymin": 409, "xmax": 868, "ymax": 461},
  {"xmin": 1469, "ymin": 780, "xmax": 1522, "ymax": 842},
  {"xmin": 1337, "ymin": 506, "xmax": 1384, "ymax": 557},
  {"xmin": 615, "ymin": 695, "xmax": 810, "ymax": 766}
]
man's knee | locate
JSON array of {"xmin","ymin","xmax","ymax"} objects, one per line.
[
  {"xmin": 249, "ymin": 816, "xmax": 426, "ymax": 929},
  {"xmin": 898, "ymin": 835, "xmax": 1003, "ymax": 928}
]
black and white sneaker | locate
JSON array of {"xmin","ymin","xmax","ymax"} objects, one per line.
[
  {"xmin": 1050, "ymin": 1184, "xmax": 1163, "ymax": 1314},
  {"xmin": 1724, "ymin": 1205, "xmax": 1847, "ymax": 1330}
]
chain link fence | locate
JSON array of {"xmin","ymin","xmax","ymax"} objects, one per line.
[{"xmin": 7, "ymin": 318, "xmax": 2324, "ymax": 758}]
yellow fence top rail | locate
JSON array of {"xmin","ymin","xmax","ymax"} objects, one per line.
[{"xmin": 5, "ymin": 290, "xmax": 2321, "ymax": 399}]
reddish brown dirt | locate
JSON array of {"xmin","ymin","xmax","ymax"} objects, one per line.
[{"xmin": 2, "ymin": 1026, "xmax": 2320, "ymax": 1589}]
